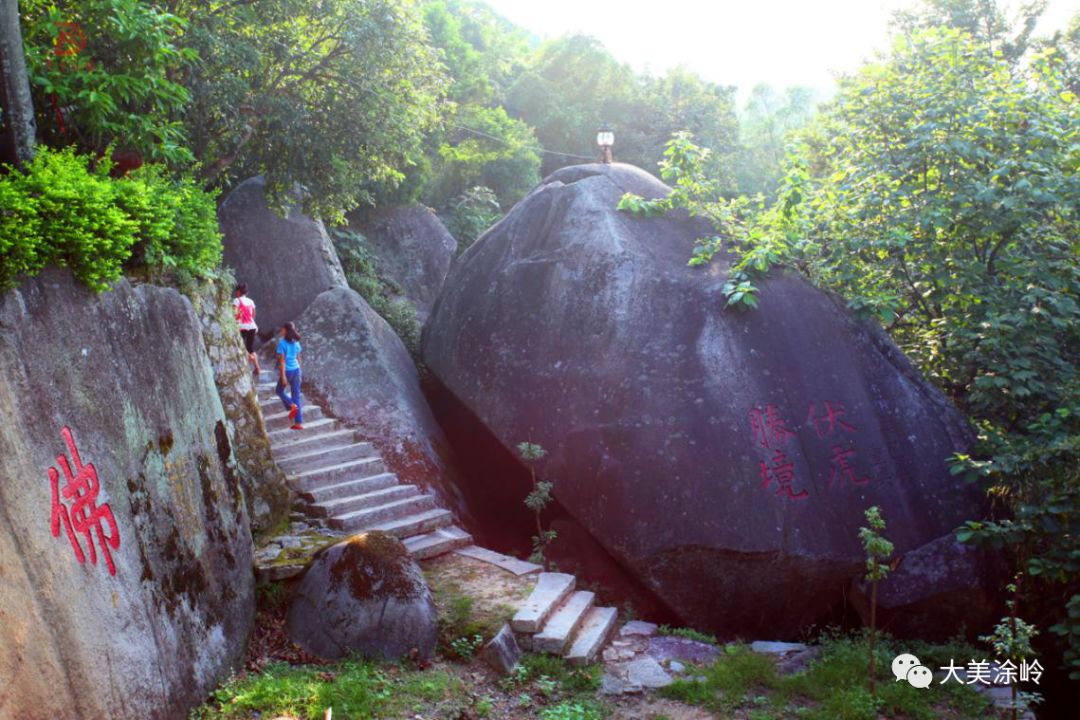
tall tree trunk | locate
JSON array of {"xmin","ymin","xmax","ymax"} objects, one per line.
[{"xmin": 0, "ymin": 0, "xmax": 36, "ymax": 168}]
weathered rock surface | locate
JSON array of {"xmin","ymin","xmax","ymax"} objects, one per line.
[
  {"xmin": 293, "ymin": 287, "xmax": 469, "ymax": 519},
  {"xmin": 0, "ymin": 270, "xmax": 254, "ymax": 720},
  {"xmin": 354, "ymin": 205, "xmax": 457, "ymax": 324},
  {"xmin": 218, "ymin": 175, "xmax": 347, "ymax": 336},
  {"xmin": 286, "ymin": 532, "xmax": 437, "ymax": 660},
  {"xmin": 422, "ymin": 163, "xmax": 986, "ymax": 636},
  {"xmin": 192, "ymin": 279, "xmax": 290, "ymax": 538}
]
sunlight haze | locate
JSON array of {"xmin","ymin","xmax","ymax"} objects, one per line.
[{"xmin": 485, "ymin": 0, "xmax": 1079, "ymax": 96}]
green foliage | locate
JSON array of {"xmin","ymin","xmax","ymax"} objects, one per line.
[
  {"xmin": 539, "ymin": 701, "xmax": 604, "ymax": 720},
  {"xmin": 445, "ymin": 185, "xmax": 502, "ymax": 251},
  {"xmin": 330, "ymin": 228, "xmax": 421, "ymax": 352},
  {"xmin": 192, "ymin": 660, "xmax": 464, "ymax": 720},
  {"xmin": 517, "ymin": 441, "xmax": 556, "ymax": 566},
  {"xmin": 448, "ymin": 633, "xmax": 484, "ymax": 662},
  {"xmin": 660, "ymin": 636, "xmax": 988, "ymax": 719},
  {"xmin": 735, "ymin": 84, "xmax": 816, "ymax": 201},
  {"xmin": 176, "ymin": 0, "xmax": 446, "ymax": 220},
  {"xmin": 859, "ymin": 507, "xmax": 894, "ymax": 584},
  {"xmin": 20, "ymin": 0, "xmax": 194, "ymax": 164},
  {"xmin": 0, "ymin": 147, "xmax": 221, "ymax": 291},
  {"xmin": 658, "ymin": 625, "xmax": 719, "ymax": 646}
]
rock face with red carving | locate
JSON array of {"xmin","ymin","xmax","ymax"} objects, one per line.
[
  {"xmin": 422, "ymin": 163, "xmax": 989, "ymax": 637},
  {"xmin": 286, "ymin": 532, "xmax": 438, "ymax": 660},
  {"xmin": 218, "ymin": 175, "xmax": 348, "ymax": 338},
  {"xmin": 353, "ymin": 205, "xmax": 458, "ymax": 324},
  {"xmin": 0, "ymin": 269, "xmax": 254, "ymax": 719}
]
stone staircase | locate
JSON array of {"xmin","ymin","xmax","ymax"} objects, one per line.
[
  {"xmin": 255, "ymin": 370, "xmax": 472, "ymax": 564},
  {"xmin": 511, "ymin": 571, "xmax": 619, "ymax": 665}
]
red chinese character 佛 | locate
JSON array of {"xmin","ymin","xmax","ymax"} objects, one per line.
[{"xmin": 48, "ymin": 426, "xmax": 120, "ymax": 575}]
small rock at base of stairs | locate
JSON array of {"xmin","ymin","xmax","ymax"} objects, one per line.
[
  {"xmin": 750, "ymin": 640, "xmax": 809, "ymax": 655},
  {"xmin": 623, "ymin": 657, "xmax": 674, "ymax": 688},
  {"xmin": 646, "ymin": 636, "xmax": 721, "ymax": 666},
  {"xmin": 454, "ymin": 545, "xmax": 543, "ymax": 576},
  {"xmin": 511, "ymin": 572, "xmax": 575, "ymax": 633},
  {"xmin": 619, "ymin": 620, "xmax": 659, "ymax": 638},
  {"xmin": 776, "ymin": 646, "xmax": 822, "ymax": 675},
  {"xmin": 600, "ymin": 673, "xmax": 642, "ymax": 695},
  {"xmin": 480, "ymin": 624, "xmax": 522, "ymax": 676}
]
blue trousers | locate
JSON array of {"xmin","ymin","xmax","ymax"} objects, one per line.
[{"xmin": 276, "ymin": 368, "xmax": 303, "ymax": 423}]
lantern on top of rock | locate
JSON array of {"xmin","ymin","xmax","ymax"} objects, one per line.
[{"xmin": 596, "ymin": 123, "xmax": 614, "ymax": 164}]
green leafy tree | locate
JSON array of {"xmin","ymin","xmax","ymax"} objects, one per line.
[
  {"xmin": 735, "ymin": 84, "xmax": 816, "ymax": 201},
  {"xmin": 982, "ymin": 580, "xmax": 1041, "ymax": 718},
  {"xmin": 20, "ymin": 0, "xmax": 194, "ymax": 164},
  {"xmin": 859, "ymin": 506, "xmax": 894, "ymax": 703},
  {"xmin": 444, "ymin": 185, "xmax": 500, "ymax": 251},
  {"xmin": 173, "ymin": 0, "xmax": 446, "ymax": 220}
]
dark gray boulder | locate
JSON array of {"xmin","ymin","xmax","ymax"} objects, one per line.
[
  {"xmin": 218, "ymin": 175, "xmax": 347, "ymax": 336},
  {"xmin": 354, "ymin": 205, "xmax": 457, "ymax": 324},
  {"xmin": 422, "ymin": 163, "xmax": 986, "ymax": 637},
  {"xmin": 294, "ymin": 287, "xmax": 469, "ymax": 519},
  {"xmin": 286, "ymin": 532, "xmax": 437, "ymax": 660},
  {"xmin": 0, "ymin": 269, "xmax": 254, "ymax": 719}
]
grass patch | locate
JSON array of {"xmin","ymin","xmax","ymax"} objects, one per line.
[
  {"xmin": 659, "ymin": 633, "xmax": 993, "ymax": 719},
  {"xmin": 191, "ymin": 659, "xmax": 464, "ymax": 719}
]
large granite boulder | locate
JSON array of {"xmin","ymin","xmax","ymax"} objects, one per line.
[
  {"xmin": 294, "ymin": 287, "xmax": 469, "ymax": 519},
  {"xmin": 286, "ymin": 532, "xmax": 437, "ymax": 660},
  {"xmin": 422, "ymin": 163, "xmax": 987, "ymax": 637},
  {"xmin": 218, "ymin": 175, "xmax": 347, "ymax": 336},
  {"xmin": 0, "ymin": 269, "xmax": 254, "ymax": 719},
  {"xmin": 354, "ymin": 205, "xmax": 457, "ymax": 324}
]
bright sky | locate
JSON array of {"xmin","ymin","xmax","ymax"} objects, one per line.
[{"xmin": 485, "ymin": 0, "xmax": 1078, "ymax": 100}]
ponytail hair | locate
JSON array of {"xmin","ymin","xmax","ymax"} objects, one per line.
[{"xmin": 283, "ymin": 322, "xmax": 301, "ymax": 343}]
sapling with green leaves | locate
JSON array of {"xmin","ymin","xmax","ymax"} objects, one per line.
[
  {"xmin": 518, "ymin": 441, "xmax": 557, "ymax": 568},
  {"xmin": 982, "ymin": 579, "xmax": 1041, "ymax": 720},
  {"xmin": 858, "ymin": 505, "xmax": 894, "ymax": 703}
]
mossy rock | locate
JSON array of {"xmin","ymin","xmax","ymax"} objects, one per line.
[{"xmin": 285, "ymin": 532, "xmax": 437, "ymax": 660}]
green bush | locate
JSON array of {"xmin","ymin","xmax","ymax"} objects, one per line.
[
  {"xmin": 330, "ymin": 227, "xmax": 421, "ymax": 352},
  {"xmin": 0, "ymin": 147, "xmax": 222, "ymax": 292}
]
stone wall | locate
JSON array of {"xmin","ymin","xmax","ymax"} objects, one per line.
[
  {"xmin": 0, "ymin": 270, "xmax": 255, "ymax": 719},
  {"xmin": 191, "ymin": 278, "xmax": 291, "ymax": 539}
]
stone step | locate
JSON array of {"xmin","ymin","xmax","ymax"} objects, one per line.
[
  {"xmin": 309, "ymin": 484, "xmax": 419, "ymax": 518},
  {"xmin": 266, "ymin": 417, "xmax": 338, "ymax": 442},
  {"xmin": 264, "ymin": 405, "xmax": 325, "ymax": 430},
  {"xmin": 328, "ymin": 494, "xmax": 439, "ymax": 532},
  {"xmin": 366, "ymin": 507, "xmax": 454, "ymax": 538},
  {"xmin": 511, "ymin": 573, "xmax": 576, "ymax": 633},
  {"xmin": 533, "ymin": 591, "xmax": 596, "ymax": 654},
  {"xmin": 297, "ymin": 470, "xmax": 397, "ymax": 501},
  {"xmin": 277, "ymin": 442, "xmax": 376, "ymax": 474},
  {"xmin": 565, "ymin": 606, "xmax": 618, "ymax": 665},
  {"xmin": 271, "ymin": 428, "xmax": 357, "ymax": 458},
  {"xmin": 404, "ymin": 525, "xmax": 473, "ymax": 560}
]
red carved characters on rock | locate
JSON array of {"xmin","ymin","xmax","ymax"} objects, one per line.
[
  {"xmin": 749, "ymin": 405, "xmax": 808, "ymax": 500},
  {"xmin": 828, "ymin": 445, "xmax": 871, "ymax": 487},
  {"xmin": 759, "ymin": 448, "xmax": 809, "ymax": 500},
  {"xmin": 806, "ymin": 401, "xmax": 857, "ymax": 438},
  {"xmin": 47, "ymin": 426, "xmax": 120, "ymax": 575}
]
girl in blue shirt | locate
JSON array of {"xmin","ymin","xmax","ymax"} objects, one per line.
[{"xmin": 275, "ymin": 322, "xmax": 304, "ymax": 430}]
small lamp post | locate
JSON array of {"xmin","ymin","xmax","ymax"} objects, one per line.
[{"xmin": 596, "ymin": 124, "xmax": 614, "ymax": 164}]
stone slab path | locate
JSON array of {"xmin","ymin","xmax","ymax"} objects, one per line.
[{"xmin": 253, "ymin": 370, "xmax": 471, "ymax": 580}]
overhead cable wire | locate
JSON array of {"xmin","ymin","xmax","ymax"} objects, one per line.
[{"xmin": 449, "ymin": 123, "xmax": 597, "ymax": 161}]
